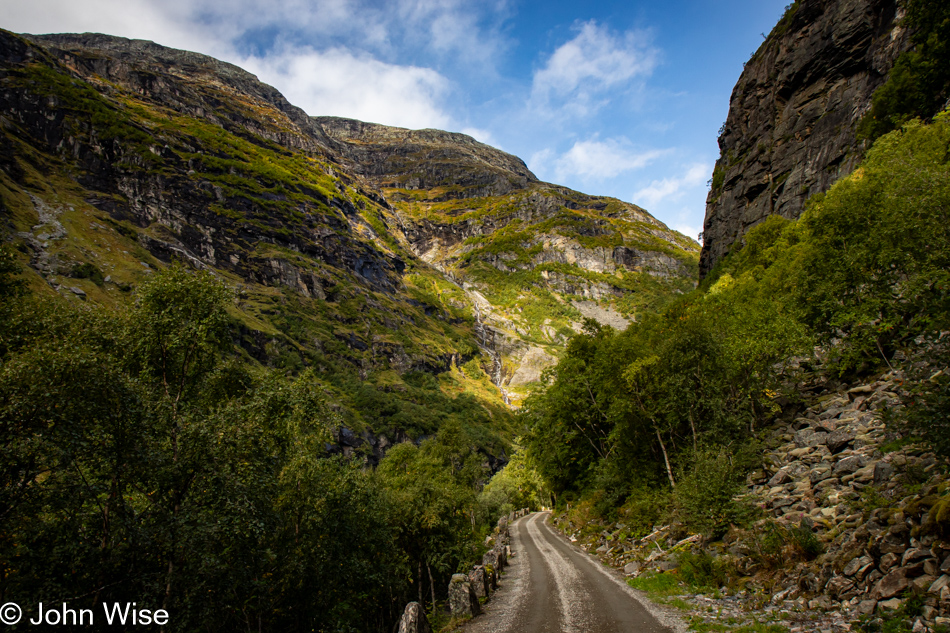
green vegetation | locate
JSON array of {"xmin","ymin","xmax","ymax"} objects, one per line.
[
  {"xmin": 858, "ymin": 0, "xmax": 950, "ymax": 140},
  {"xmin": 0, "ymin": 265, "xmax": 516, "ymax": 632},
  {"xmin": 525, "ymin": 112, "xmax": 950, "ymax": 533}
]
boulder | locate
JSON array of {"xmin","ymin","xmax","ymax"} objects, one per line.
[
  {"xmin": 941, "ymin": 554, "xmax": 950, "ymax": 573},
  {"xmin": 825, "ymin": 575, "xmax": 856, "ymax": 599},
  {"xmin": 844, "ymin": 555, "xmax": 873, "ymax": 577},
  {"xmin": 872, "ymin": 569, "xmax": 909, "ymax": 600},
  {"xmin": 768, "ymin": 469, "xmax": 792, "ymax": 486},
  {"xmin": 833, "ymin": 455, "xmax": 866, "ymax": 476},
  {"xmin": 856, "ymin": 599, "xmax": 877, "ymax": 616},
  {"xmin": 880, "ymin": 552, "xmax": 900, "ymax": 573},
  {"xmin": 826, "ymin": 429, "xmax": 855, "ymax": 453},
  {"xmin": 879, "ymin": 597, "xmax": 904, "ymax": 611},
  {"xmin": 874, "ymin": 461, "xmax": 895, "ymax": 484},
  {"xmin": 448, "ymin": 574, "xmax": 480, "ymax": 618},
  {"xmin": 810, "ymin": 465, "xmax": 832, "ymax": 484},
  {"xmin": 397, "ymin": 602, "xmax": 432, "ymax": 633},
  {"xmin": 624, "ymin": 561, "xmax": 641, "ymax": 576},
  {"xmin": 903, "ymin": 548, "xmax": 932, "ymax": 566},
  {"xmin": 913, "ymin": 575, "xmax": 936, "ymax": 591},
  {"xmin": 930, "ymin": 575, "xmax": 950, "ymax": 594}
]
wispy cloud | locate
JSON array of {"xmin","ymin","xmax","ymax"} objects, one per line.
[
  {"xmin": 633, "ymin": 163, "xmax": 710, "ymax": 208},
  {"xmin": 530, "ymin": 137, "xmax": 666, "ymax": 183},
  {"xmin": 242, "ymin": 47, "xmax": 453, "ymax": 129},
  {"xmin": 3, "ymin": 0, "xmax": 498, "ymax": 131},
  {"xmin": 531, "ymin": 20, "xmax": 657, "ymax": 117},
  {"xmin": 460, "ymin": 127, "xmax": 499, "ymax": 147}
]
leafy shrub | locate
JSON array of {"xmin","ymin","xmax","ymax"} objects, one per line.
[
  {"xmin": 69, "ymin": 262, "xmax": 104, "ymax": 285},
  {"xmin": 672, "ymin": 447, "xmax": 762, "ymax": 538},
  {"xmin": 678, "ymin": 550, "xmax": 729, "ymax": 588},
  {"xmin": 751, "ymin": 520, "xmax": 823, "ymax": 569}
]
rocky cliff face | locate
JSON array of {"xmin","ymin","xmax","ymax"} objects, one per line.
[
  {"xmin": 313, "ymin": 116, "xmax": 699, "ymax": 403},
  {"xmin": 700, "ymin": 0, "xmax": 911, "ymax": 275},
  {"xmin": 0, "ymin": 29, "xmax": 697, "ymax": 408}
]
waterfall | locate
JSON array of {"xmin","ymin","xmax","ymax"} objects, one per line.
[{"xmin": 428, "ymin": 264, "xmax": 511, "ymax": 406}]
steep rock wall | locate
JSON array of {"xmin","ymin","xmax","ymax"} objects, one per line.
[{"xmin": 700, "ymin": 0, "xmax": 911, "ymax": 275}]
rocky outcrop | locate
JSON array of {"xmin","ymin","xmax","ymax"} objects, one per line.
[
  {"xmin": 700, "ymin": 0, "xmax": 912, "ymax": 275},
  {"xmin": 314, "ymin": 116, "xmax": 536, "ymax": 198}
]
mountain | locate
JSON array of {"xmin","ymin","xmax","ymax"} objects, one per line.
[
  {"xmin": 0, "ymin": 29, "xmax": 697, "ymax": 413},
  {"xmin": 700, "ymin": 0, "xmax": 910, "ymax": 275}
]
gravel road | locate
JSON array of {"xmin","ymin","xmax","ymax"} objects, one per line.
[{"xmin": 465, "ymin": 512, "xmax": 681, "ymax": 633}]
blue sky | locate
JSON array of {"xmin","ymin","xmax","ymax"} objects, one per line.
[{"xmin": 2, "ymin": 0, "xmax": 790, "ymax": 241}]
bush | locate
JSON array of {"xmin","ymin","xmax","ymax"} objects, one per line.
[
  {"xmin": 673, "ymin": 447, "xmax": 761, "ymax": 538},
  {"xmin": 751, "ymin": 520, "xmax": 823, "ymax": 569},
  {"xmin": 678, "ymin": 550, "xmax": 729, "ymax": 589}
]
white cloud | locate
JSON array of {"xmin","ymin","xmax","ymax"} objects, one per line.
[
  {"xmin": 531, "ymin": 20, "xmax": 657, "ymax": 116},
  {"xmin": 242, "ymin": 47, "xmax": 453, "ymax": 130},
  {"xmin": 634, "ymin": 163, "xmax": 709, "ymax": 208},
  {"xmin": 460, "ymin": 127, "xmax": 499, "ymax": 147},
  {"xmin": 2, "ymin": 0, "xmax": 491, "ymax": 132},
  {"xmin": 674, "ymin": 223, "xmax": 703, "ymax": 243},
  {"xmin": 531, "ymin": 138, "xmax": 665, "ymax": 183},
  {"xmin": 1, "ymin": 0, "xmax": 207, "ymax": 52}
]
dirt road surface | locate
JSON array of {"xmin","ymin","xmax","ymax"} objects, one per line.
[{"xmin": 465, "ymin": 512, "xmax": 682, "ymax": 633}]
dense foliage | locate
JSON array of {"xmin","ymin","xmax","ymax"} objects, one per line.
[
  {"xmin": 524, "ymin": 112, "xmax": 950, "ymax": 535},
  {"xmin": 858, "ymin": 0, "xmax": 950, "ymax": 140},
  {"xmin": 0, "ymin": 263, "xmax": 517, "ymax": 632}
]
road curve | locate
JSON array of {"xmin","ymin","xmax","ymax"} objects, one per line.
[{"xmin": 465, "ymin": 512, "xmax": 677, "ymax": 633}]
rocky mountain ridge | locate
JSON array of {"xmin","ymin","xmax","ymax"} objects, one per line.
[
  {"xmin": 700, "ymin": 0, "xmax": 911, "ymax": 275},
  {"xmin": 0, "ymin": 29, "xmax": 697, "ymax": 412}
]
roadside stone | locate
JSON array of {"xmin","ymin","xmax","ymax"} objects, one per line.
[
  {"xmin": 469, "ymin": 565, "xmax": 490, "ymax": 599},
  {"xmin": 483, "ymin": 550, "xmax": 500, "ymax": 572},
  {"xmin": 448, "ymin": 574, "xmax": 480, "ymax": 617},
  {"xmin": 624, "ymin": 561, "xmax": 641, "ymax": 575},
  {"xmin": 397, "ymin": 602, "xmax": 432, "ymax": 633}
]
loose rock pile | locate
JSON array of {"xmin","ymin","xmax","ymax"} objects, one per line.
[{"xmin": 553, "ymin": 369, "xmax": 950, "ymax": 632}]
